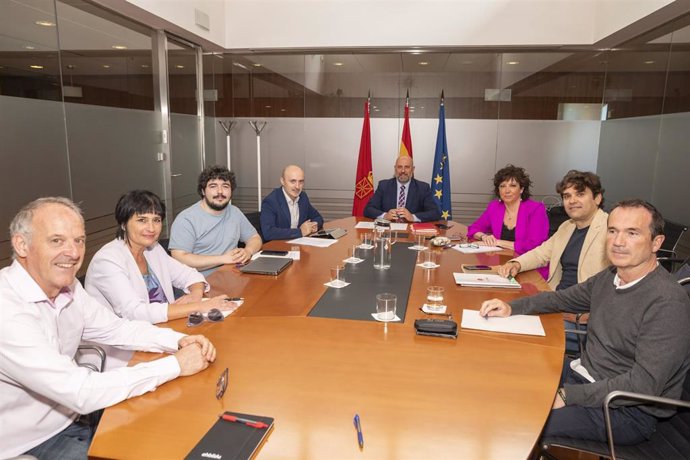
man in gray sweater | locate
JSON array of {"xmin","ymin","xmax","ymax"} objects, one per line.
[{"xmin": 481, "ymin": 199, "xmax": 690, "ymax": 444}]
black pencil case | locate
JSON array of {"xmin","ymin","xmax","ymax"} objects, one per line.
[{"xmin": 414, "ymin": 319, "xmax": 458, "ymax": 339}]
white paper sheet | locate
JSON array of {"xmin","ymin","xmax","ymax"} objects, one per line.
[
  {"xmin": 287, "ymin": 237, "xmax": 339, "ymax": 247},
  {"xmin": 452, "ymin": 244, "xmax": 503, "ymax": 254},
  {"xmin": 354, "ymin": 221, "xmax": 375, "ymax": 229},
  {"xmin": 390, "ymin": 223, "xmax": 409, "ymax": 231},
  {"xmin": 460, "ymin": 309, "xmax": 545, "ymax": 336}
]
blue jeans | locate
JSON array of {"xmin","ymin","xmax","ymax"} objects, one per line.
[
  {"xmin": 24, "ymin": 420, "xmax": 92, "ymax": 460},
  {"xmin": 544, "ymin": 359, "xmax": 657, "ymax": 445}
]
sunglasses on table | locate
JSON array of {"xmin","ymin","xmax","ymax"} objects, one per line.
[{"xmin": 187, "ymin": 308, "xmax": 225, "ymax": 327}]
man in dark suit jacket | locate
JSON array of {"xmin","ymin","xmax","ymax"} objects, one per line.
[
  {"xmin": 260, "ymin": 165, "xmax": 324, "ymax": 241},
  {"xmin": 364, "ymin": 155, "xmax": 441, "ymax": 222}
]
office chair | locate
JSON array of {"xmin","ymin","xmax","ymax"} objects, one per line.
[
  {"xmin": 540, "ymin": 369, "xmax": 690, "ymax": 460},
  {"xmin": 546, "ymin": 205, "xmax": 569, "ymax": 237},
  {"xmin": 158, "ymin": 238, "xmax": 171, "ymax": 255},
  {"xmin": 541, "ymin": 274, "xmax": 690, "ymax": 459},
  {"xmin": 658, "ymin": 220, "xmax": 687, "ymax": 271},
  {"xmin": 542, "ymin": 195, "xmax": 562, "ymax": 211},
  {"xmin": 74, "ymin": 345, "xmax": 107, "ymax": 428},
  {"xmin": 243, "ymin": 211, "xmax": 263, "ymax": 241}
]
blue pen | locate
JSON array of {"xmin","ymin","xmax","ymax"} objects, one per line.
[{"xmin": 353, "ymin": 414, "xmax": 364, "ymax": 449}]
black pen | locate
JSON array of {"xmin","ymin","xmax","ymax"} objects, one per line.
[{"xmin": 354, "ymin": 414, "xmax": 364, "ymax": 449}]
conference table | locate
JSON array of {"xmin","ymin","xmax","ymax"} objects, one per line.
[{"xmin": 88, "ymin": 217, "xmax": 565, "ymax": 460}]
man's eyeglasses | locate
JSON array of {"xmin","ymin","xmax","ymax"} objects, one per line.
[
  {"xmin": 216, "ymin": 367, "xmax": 229, "ymax": 400},
  {"xmin": 187, "ymin": 308, "xmax": 224, "ymax": 327}
]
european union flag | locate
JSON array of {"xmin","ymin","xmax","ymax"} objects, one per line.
[{"xmin": 431, "ymin": 97, "xmax": 451, "ymax": 220}]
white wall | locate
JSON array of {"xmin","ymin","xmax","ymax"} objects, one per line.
[
  {"xmin": 594, "ymin": 0, "xmax": 673, "ymax": 42},
  {"xmin": 125, "ymin": 0, "xmax": 226, "ymax": 47},
  {"xmin": 224, "ymin": 0, "xmax": 673, "ymax": 50},
  {"xmin": 119, "ymin": 0, "xmax": 675, "ymax": 50}
]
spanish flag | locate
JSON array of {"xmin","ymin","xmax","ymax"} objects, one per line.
[
  {"xmin": 399, "ymin": 90, "xmax": 413, "ymax": 158},
  {"xmin": 352, "ymin": 97, "xmax": 374, "ymax": 216}
]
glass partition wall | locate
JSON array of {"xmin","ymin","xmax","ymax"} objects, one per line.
[{"xmin": 2, "ymin": 1, "xmax": 688, "ymax": 268}]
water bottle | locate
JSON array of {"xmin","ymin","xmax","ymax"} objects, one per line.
[{"xmin": 373, "ymin": 218, "xmax": 392, "ymax": 270}]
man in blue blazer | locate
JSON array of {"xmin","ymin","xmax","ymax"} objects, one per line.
[
  {"xmin": 260, "ymin": 165, "xmax": 324, "ymax": 241},
  {"xmin": 364, "ymin": 155, "xmax": 441, "ymax": 222}
]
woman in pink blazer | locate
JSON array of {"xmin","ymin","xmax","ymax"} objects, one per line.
[{"xmin": 468, "ymin": 165, "xmax": 549, "ymax": 279}]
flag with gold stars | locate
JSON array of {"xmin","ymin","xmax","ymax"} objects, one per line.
[{"xmin": 431, "ymin": 95, "xmax": 451, "ymax": 221}]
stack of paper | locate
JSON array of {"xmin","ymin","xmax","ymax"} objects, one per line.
[
  {"xmin": 453, "ymin": 273, "xmax": 521, "ymax": 289},
  {"xmin": 452, "ymin": 244, "xmax": 503, "ymax": 254}
]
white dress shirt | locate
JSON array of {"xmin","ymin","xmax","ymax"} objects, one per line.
[
  {"xmin": 282, "ymin": 188, "xmax": 300, "ymax": 229},
  {"xmin": 0, "ymin": 261, "xmax": 184, "ymax": 458}
]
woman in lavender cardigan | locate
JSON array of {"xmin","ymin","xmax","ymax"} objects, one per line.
[{"xmin": 467, "ymin": 165, "xmax": 549, "ymax": 279}]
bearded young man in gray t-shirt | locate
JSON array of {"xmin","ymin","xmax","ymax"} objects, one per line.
[{"xmin": 169, "ymin": 166, "xmax": 262, "ymax": 276}]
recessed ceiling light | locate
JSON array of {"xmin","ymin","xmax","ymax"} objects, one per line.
[
  {"xmin": 252, "ymin": 63, "xmax": 262, "ymax": 67},
  {"xmin": 409, "ymin": 109, "xmax": 415, "ymax": 113},
  {"xmin": 374, "ymin": 108, "xmax": 380, "ymax": 112},
  {"xmin": 102, "ymin": 64, "xmax": 111, "ymax": 69},
  {"xmin": 30, "ymin": 65, "xmax": 44, "ymax": 69},
  {"xmin": 175, "ymin": 65, "xmax": 185, "ymax": 69},
  {"xmin": 65, "ymin": 64, "xmax": 76, "ymax": 70},
  {"xmin": 35, "ymin": 20, "xmax": 55, "ymax": 27},
  {"xmin": 420, "ymin": 106, "xmax": 425, "ymax": 110},
  {"xmin": 506, "ymin": 61, "xmax": 519, "ymax": 65},
  {"xmin": 112, "ymin": 45, "xmax": 128, "ymax": 50},
  {"xmin": 265, "ymin": 105, "xmax": 271, "ymax": 109},
  {"xmin": 644, "ymin": 60, "xmax": 655, "ymax": 64},
  {"xmin": 372, "ymin": 105, "xmax": 378, "ymax": 109},
  {"xmin": 141, "ymin": 64, "xmax": 150, "ymax": 68},
  {"xmin": 280, "ymin": 108, "xmax": 286, "ymax": 112},
  {"xmin": 24, "ymin": 45, "xmax": 36, "ymax": 50},
  {"xmin": 333, "ymin": 62, "xmax": 344, "ymax": 66},
  {"xmin": 418, "ymin": 61, "xmax": 429, "ymax": 66}
]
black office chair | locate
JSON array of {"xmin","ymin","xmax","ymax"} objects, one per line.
[
  {"xmin": 158, "ymin": 238, "xmax": 171, "ymax": 255},
  {"xmin": 74, "ymin": 345, "xmax": 107, "ymax": 428},
  {"xmin": 658, "ymin": 220, "xmax": 687, "ymax": 271},
  {"xmin": 541, "ymin": 273, "xmax": 690, "ymax": 459},
  {"xmin": 546, "ymin": 205, "xmax": 569, "ymax": 237},
  {"xmin": 243, "ymin": 211, "xmax": 263, "ymax": 242},
  {"xmin": 540, "ymin": 368, "xmax": 690, "ymax": 460}
]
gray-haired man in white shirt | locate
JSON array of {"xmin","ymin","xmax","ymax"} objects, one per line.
[{"xmin": 0, "ymin": 197, "xmax": 216, "ymax": 459}]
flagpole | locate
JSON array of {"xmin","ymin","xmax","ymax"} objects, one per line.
[
  {"xmin": 249, "ymin": 120, "xmax": 267, "ymax": 211},
  {"xmin": 218, "ymin": 120, "xmax": 236, "ymax": 170}
]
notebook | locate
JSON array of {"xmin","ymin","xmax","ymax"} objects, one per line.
[
  {"xmin": 240, "ymin": 257, "xmax": 292, "ymax": 275},
  {"xmin": 185, "ymin": 412, "xmax": 274, "ymax": 460},
  {"xmin": 453, "ymin": 272, "xmax": 521, "ymax": 289}
]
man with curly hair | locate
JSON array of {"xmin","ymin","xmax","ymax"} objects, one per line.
[{"xmin": 169, "ymin": 165, "xmax": 262, "ymax": 275}]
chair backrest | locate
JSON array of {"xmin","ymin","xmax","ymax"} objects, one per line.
[
  {"xmin": 244, "ymin": 211, "xmax": 263, "ymax": 241},
  {"xmin": 546, "ymin": 205, "xmax": 569, "ymax": 237},
  {"xmin": 661, "ymin": 220, "xmax": 688, "ymax": 254},
  {"xmin": 675, "ymin": 262, "xmax": 690, "ymax": 296}
]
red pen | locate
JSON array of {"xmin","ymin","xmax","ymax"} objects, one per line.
[{"xmin": 219, "ymin": 413, "xmax": 268, "ymax": 429}]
